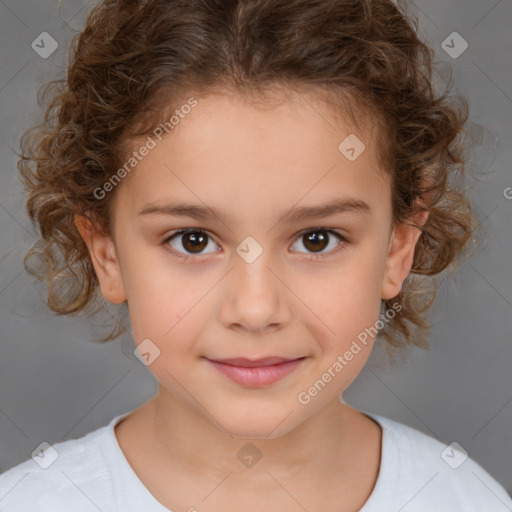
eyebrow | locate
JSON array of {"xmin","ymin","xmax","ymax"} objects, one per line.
[{"xmin": 138, "ymin": 197, "xmax": 371, "ymax": 223}]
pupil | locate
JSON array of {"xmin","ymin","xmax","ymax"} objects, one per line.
[
  {"xmin": 184, "ymin": 232, "xmax": 207, "ymax": 253},
  {"xmin": 304, "ymin": 231, "xmax": 328, "ymax": 252}
]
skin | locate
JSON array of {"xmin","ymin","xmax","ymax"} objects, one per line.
[{"xmin": 75, "ymin": 90, "xmax": 427, "ymax": 511}]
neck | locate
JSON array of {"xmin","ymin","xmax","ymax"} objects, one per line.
[{"xmin": 137, "ymin": 385, "xmax": 378, "ymax": 492}]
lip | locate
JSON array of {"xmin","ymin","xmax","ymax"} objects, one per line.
[
  {"xmin": 206, "ymin": 357, "xmax": 306, "ymax": 387},
  {"xmin": 209, "ymin": 356, "xmax": 300, "ymax": 367}
]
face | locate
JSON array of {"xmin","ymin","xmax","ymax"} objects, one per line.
[{"xmin": 77, "ymin": 91, "xmax": 424, "ymax": 439}]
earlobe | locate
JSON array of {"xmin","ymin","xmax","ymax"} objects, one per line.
[
  {"xmin": 381, "ymin": 210, "xmax": 429, "ymax": 300},
  {"xmin": 74, "ymin": 214, "xmax": 127, "ymax": 304}
]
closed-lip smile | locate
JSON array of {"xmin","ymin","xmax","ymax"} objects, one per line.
[
  {"xmin": 205, "ymin": 356, "xmax": 306, "ymax": 387},
  {"xmin": 208, "ymin": 356, "xmax": 303, "ymax": 367}
]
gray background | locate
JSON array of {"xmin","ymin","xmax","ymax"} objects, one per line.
[{"xmin": 0, "ymin": 0, "xmax": 511, "ymax": 499}]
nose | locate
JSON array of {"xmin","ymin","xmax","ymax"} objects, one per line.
[{"xmin": 218, "ymin": 250, "xmax": 292, "ymax": 334}]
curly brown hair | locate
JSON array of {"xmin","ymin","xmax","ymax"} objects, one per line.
[{"xmin": 18, "ymin": 0, "xmax": 477, "ymax": 353}]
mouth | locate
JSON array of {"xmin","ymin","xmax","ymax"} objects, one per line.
[{"xmin": 205, "ymin": 356, "xmax": 307, "ymax": 387}]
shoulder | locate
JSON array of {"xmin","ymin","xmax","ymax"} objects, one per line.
[
  {"xmin": 364, "ymin": 412, "xmax": 512, "ymax": 511},
  {"xmin": 0, "ymin": 422, "xmax": 114, "ymax": 512}
]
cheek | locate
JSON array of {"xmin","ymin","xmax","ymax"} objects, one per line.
[
  {"xmin": 121, "ymin": 252, "xmax": 203, "ymax": 344},
  {"xmin": 128, "ymin": 281, "xmax": 206, "ymax": 382},
  {"xmin": 302, "ymin": 249, "xmax": 386, "ymax": 352}
]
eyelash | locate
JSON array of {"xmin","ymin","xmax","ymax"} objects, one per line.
[{"xmin": 161, "ymin": 227, "xmax": 348, "ymax": 262}]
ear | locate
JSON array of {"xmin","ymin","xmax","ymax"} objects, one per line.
[
  {"xmin": 381, "ymin": 208, "xmax": 429, "ymax": 300},
  {"xmin": 74, "ymin": 214, "xmax": 127, "ymax": 304}
]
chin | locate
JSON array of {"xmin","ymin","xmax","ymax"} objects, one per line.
[{"xmin": 215, "ymin": 408, "xmax": 300, "ymax": 440}]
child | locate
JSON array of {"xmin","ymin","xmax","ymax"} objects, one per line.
[{"xmin": 1, "ymin": 0, "xmax": 511, "ymax": 510}]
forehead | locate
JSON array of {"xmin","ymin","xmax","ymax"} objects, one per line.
[{"xmin": 112, "ymin": 91, "xmax": 391, "ymax": 228}]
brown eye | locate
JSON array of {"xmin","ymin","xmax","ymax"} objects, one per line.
[
  {"xmin": 291, "ymin": 228, "xmax": 345, "ymax": 256},
  {"xmin": 181, "ymin": 231, "xmax": 208, "ymax": 253},
  {"xmin": 165, "ymin": 229, "xmax": 219, "ymax": 256},
  {"xmin": 303, "ymin": 231, "xmax": 329, "ymax": 252}
]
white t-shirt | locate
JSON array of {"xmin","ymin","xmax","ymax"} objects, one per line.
[{"xmin": 1, "ymin": 409, "xmax": 511, "ymax": 511}]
